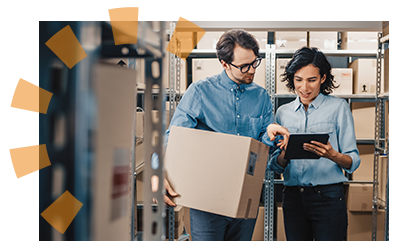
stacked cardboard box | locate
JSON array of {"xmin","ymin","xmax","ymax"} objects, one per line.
[
  {"xmin": 384, "ymin": 48, "xmax": 389, "ymax": 93},
  {"xmin": 349, "ymin": 58, "xmax": 385, "ymax": 95},
  {"xmin": 275, "ymin": 58, "xmax": 291, "ymax": 94},
  {"xmin": 382, "ymin": 21, "xmax": 389, "ymax": 37},
  {"xmin": 352, "ymin": 144, "xmax": 375, "ymax": 181},
  {"xmin": 197, "ymin": 31, "xmax": 267, "ymax": 50},
  {"xmin": 341, "ymin": 32, "xmax": 378, "ymax": 50},
  {"xmin": 309, "ymin": 32, "xmax": 338, "ymax": 50},
  {"xmin": 275, "ymin": 32, "xmax": 307, "ymax": 50},
  {"xmin": 378, "ymin": 155, "xmax": 388, "ymax": 204},
  {"xmin": 346, "ymin": 183, "xmax": 385, "ymax": 241},
  {"xmin": 331, "ymin": 68, "xmax": 353, "ymax": 95},
  {"xmin": 351, "ymin": 102, "xmax": 375, "ymax": 140}
]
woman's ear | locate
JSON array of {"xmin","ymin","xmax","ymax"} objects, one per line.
[{"xmin": 321, "ymin": 74, "xmax": 326, "ymax": 84}]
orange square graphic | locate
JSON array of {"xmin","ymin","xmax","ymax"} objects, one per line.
[
  {"xmin": 108, "ymin": 7, "xmax": 139, "ymax": 45},
  {"xmin": 166, "ymin": 17, "xmax": 206, "ymax": 60},
  {"xmin": 10, "ymin": 144, "xmax": 51, "ymax": 178},
  {"xmin": 41, "ymin": 191, "xmax": 83, "ymax": 234},
  {"xmin": 45, "ymin": 25, "xmax": 87, "ymax": 69},
  {"xmin": 11, "ymin": 79, "xmax": 52, "ymax": 114}
]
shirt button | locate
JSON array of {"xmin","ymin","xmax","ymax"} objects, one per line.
[
  {"xmin": 300, "ymin": 188, "xmax": 304, "ymax": 192},
  {"xmin": 237, "ymin": 133, "xmax": 240, "ymax": 136},
  {"xmin": 237, "ymin": 115, "xmax": 240, "ymax": 118},
  {"xmin": 236, "ymin": 97, "xmax": 239, "ymax": 100},
  {"xmin": 231, "ymin": 89, "xmax": 233, "ymax": 91}
]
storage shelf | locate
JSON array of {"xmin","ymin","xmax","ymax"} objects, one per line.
[
  {"xmin": 271, "ymin": 179, "xmax": 375, "ymax": 185},
  {"xmin": 380, "ymin": 35, "xmax": 389, "ymax": 43},
  {"xmin": 378, "ymin": 92, "xmax": 389, "ymax": 100},
  {"xmin": 190, "ymin": 49, "xmax": 377, "ymax": 58}
]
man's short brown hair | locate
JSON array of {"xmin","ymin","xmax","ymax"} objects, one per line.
[{"xmin": 216, "ymin": 29, "xmax": 260, "ymax": 64}]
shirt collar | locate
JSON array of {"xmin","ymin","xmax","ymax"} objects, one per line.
[
  {"xmin": 293, "ymin": 93, "xmax": 326, "ymax": 112},
  {"xmin": 219, "ymin": 70, "xmax": 247, "ymax": 92}
]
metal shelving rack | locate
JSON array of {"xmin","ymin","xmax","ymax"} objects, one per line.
[
  {"xmin": 188, "ymin": 48, "xmax": 379, "ymax": 241},
  {"xmin": 103, "ymin": 21, "xmax": 169, "ymax": 241},
  {"xmin": 39, "ymin": 21, "xmax": 167, "ymax": 241},
  {"xmin": 372, "ymin": 32, "xmax": 389, "ymax": 241},
  {"xmin": 266, "ymin": 37, "xmax": 381, "ymax": 241}
]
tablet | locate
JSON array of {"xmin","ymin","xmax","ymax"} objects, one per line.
[{"xmin": 284, "ymin": 133, "xmax": 329, "ymax": 160}]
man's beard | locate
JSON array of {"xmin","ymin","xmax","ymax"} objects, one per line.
[{"xmin": 233, "ymin": 73, "xmax": 254, "ymax": 85}]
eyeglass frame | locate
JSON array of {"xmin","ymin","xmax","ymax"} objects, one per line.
[{"xmin": 229, "ymin": 56, "xmax": 262, "ymax": 74}]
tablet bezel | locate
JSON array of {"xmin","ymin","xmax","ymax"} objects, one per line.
[{"xmin": 283, "ymin": 133, "xmax": 330, "ymax": 160}]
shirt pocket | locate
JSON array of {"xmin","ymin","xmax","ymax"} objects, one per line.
[
  {"xmin": 249, "ymin": 117, "xmax": 262, "ymax": 139},
  {"xmin": 285, "ymin": 126, "xmax": 299, "ymax": 134},
  {"xmin": 308, "ymin": 122, "xmax": 335, "ymax": 134}
]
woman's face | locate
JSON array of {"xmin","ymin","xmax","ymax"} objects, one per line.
[{"xmin": 293, "ymin": 64, "xmax": 326, "ymax": 108}]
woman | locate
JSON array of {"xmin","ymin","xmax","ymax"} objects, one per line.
[{"xmin": 267, "ymin": 47, "xmax": 361, "ymax": 241}]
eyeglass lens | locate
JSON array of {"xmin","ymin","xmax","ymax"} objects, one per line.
[{"xmin": 241, "ymin": 58, "xmax": 261, "ymax": 73}]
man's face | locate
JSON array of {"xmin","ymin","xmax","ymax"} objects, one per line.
[{"xmin": 223, "ymin": 45, "xmax": 257, "ymax": 85}]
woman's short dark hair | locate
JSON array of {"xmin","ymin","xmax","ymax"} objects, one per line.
[
  {"xmin": 216, "ymin": 29, "xmax": 259, "ymax": 64},
  {"xmin": 281, "ymin": 47, "xmax": 337, "ymax": 95}
]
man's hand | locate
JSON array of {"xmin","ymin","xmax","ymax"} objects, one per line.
[
  {"xmin": 267, "ymin": 123, "xmax": 290, "ymax": 149},
  {"xmin": 164, "ymin": 178, "xmax": 178, "ymax": 207}
]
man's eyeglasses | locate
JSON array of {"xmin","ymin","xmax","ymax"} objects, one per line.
[{"xmin": 229, "ymin": 56, "xmax": 262, "ymax": 74}]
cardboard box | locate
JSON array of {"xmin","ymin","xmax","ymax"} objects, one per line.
[
  {"xmin": 91, "ymin": 63, "xmax": 136, "ymax": 240},
  {"xmin": 346, "ymin": 183, "xmax": 373, "ymax": 212},
  {"xmin": 251, "ymin": 206, "xmax": 264, "ymax": 241},
  {"xmin": 331, "ymin": 68, "xmax": 353, "ymax": 95},
  {"xmin": 382, "ymin": 21, "xmax": 389, "ymax": 37},
  {"xmin": 196, "ymin": 31, "xmax": 223, "ymax": 50},
  {"xmin": 384, "ymin": 48, "xmax": 389, "ymax": 93},
  {"xmin": 349, "ymin": 59, "xmax": 380, "ymax": 94},
  {"xmin": 352, "ymin": 144, "xmax": 375, "ymax": 181},
  {"xmin": 384, "ymin": 100, "xmax": 389, "ymax": 142},
  {"xmin": 275, "ymin": 32, "xmax": 307, "ymax": 50},
  {"xmin": 192, "ymin": 58, "xmax": 266, "ymax": 88},
  {"xmin": 347, "ymin": 209, "xmax": 385, "ymax": 241},
  {"xmin": 341, "ymin": 32, "xmax": 378, "ymax": 50},
  {"xmin": 197, "ymin": 31, "xmax": 267, "ymax": 50},
  {"xmin": 165, "ymin": 126, "xmax": 269, "ymax": 218},
  {"xmin": 276, "ymin": 202, "xmax": 286, "ymax": 241},
  {"xmin": 378, "ymin": 155, "xmax": 388, "ymax": 204},
  {"xmin": 275, "ymin": 58, "xmax": 292, "ymax": 94},
  {"xmin": 309, "ymin": 32, "xmax": 338, "ymax": 50},
  {"xmin": 351, "ymin": 102, "xmax": 375, "ymax": 139}
]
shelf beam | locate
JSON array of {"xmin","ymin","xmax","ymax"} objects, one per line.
[{"xmin": 187, "ymin": 21, "xmax": 383, "ymax": 32}]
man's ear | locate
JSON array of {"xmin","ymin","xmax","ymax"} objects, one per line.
[{"xmin": 221, "ymin": 60, "xmax": 229, "ymax": 71}]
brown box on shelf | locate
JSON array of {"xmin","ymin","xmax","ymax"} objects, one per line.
[
  {"xmin": 275, "ymin": 58, "xmax": 291, "ymax": 94},
  {"xmin": 341, "ymin": 32, "xmax": 378, "ymax": 50},
  {"xmin": 384, "ymin": 48, "xmax": 389, "ymax": 93},
  {"xmin": 346, "ymin": 183, "xmax": 373, "ymax": 212},
  {"xmin": 351, "ymin": 102, "xmax": 375, "ymax": 140},
  {"xmin": 378, "ymin": 155, "xmax": 388, "ymax": 204},
  {"xmin": 331, "ymin": 68, "xmax": 353, "ymax": 95},
  {"xmin": 251, "ymin": 206, "xmax": 265, "ymax": 241},
  {"xmin": 309, "ymin": 32, "xmax": 338, "ymax": 50},
  {"xmin": 275, "ymin": 32, "xmax": 307, "ymax": 50},
  {"xmin": 277, "ymin": 202, "xmax": 287, "ymax": 241},
  {"xmin": 352, "ymin": 144, "xmax": 375, "ymax": 181},
  {"xmin": 382, "ymin": 21, "xmax": 389, "ymax": 37},
  {"xmin": 349, "ymin": 58, "xmax": 385, "ymax": 95},
  {"xmin": 347, "ymin": 209, "xmax": 385, "ymax": 241}
]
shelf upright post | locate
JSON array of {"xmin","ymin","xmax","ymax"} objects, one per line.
[
  {"xmin": 142, "ymin": 21, "xmax": 167, "ymax": 241},
  {"xmin": 372, "ymin": 32, "xmax": 384, "ymax": 241},
  {"xmin": 169, "ymin": 22, "xmax": 177, "ymax": 123},
  {"xmin": 264, "ymin": 44, "xmax": 275, "ymax": 241}
]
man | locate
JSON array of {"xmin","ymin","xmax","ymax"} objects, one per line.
[{"xmin": 163, "ymin": 29, "xmax": 289, "ymax": 241}]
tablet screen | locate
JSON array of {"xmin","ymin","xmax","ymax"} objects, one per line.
[{"xmin": 284, "ymin": 133, "xmax": 329, "ymax": 160}]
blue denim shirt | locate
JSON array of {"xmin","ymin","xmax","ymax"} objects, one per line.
[
  {"xmin": 267, "ymin": 93, "xmax": 361, "ymax": 186},
  {"xmin": 165, "ymin": 70, "xmax": 274, "ymax": 146}
]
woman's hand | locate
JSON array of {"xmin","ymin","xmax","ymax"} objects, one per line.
[
  {"xmin": 267, "ymin": 123, "xmax": 290, "ymax": 150},
  {"xmin": 303, "ymin": 140, "xmax": 352, "ymax": 169},
  {"xmin": 303, "ymin": 140, "xmax": 337, "ymax": 159}
]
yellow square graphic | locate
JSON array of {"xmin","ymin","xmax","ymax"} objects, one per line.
[
  {"xmin": 109, "ymin": 7, "xmax": 139, "ymax": 45},
  {"xmin": 11, "ymin": 79, "xmax": 52, "ymax": 114},
  {"xmin": 10, "ymin": 144, "xmax": 51, "ymax": 178}
]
